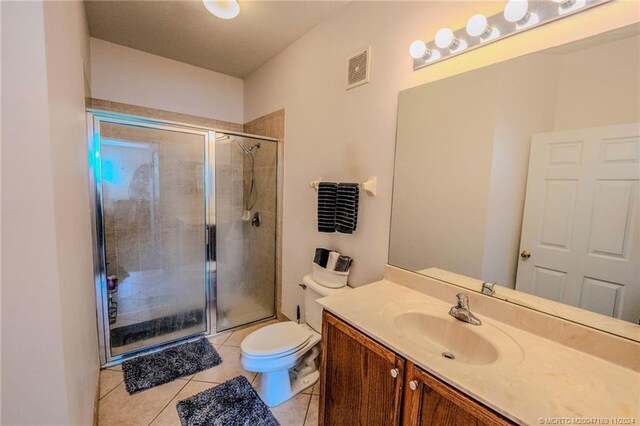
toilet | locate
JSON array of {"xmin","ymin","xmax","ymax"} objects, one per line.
[{"xmin": 240, "ymin": 274, "xmax": 351, "ymax": 407}]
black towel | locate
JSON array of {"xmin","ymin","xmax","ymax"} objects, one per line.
[
  {"xmin": 313, "ymin": 248, "xmax": 330, "ymax": 268},
  {"xmin": 317, "ymin": 182, "xmax": 337, "ymax": 233},
  {"xmin": 335, "ymin": 183, "xmax": 359, "ymax": 234},
  {"xmin": 334, "ymin": 255, "xmax": 353, "ymax": 272}
]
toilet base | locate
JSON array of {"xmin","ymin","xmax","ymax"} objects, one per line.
[
  {"xmin": 255, "ymin": 345, "xmax": 320, "ymax": 407},
  {"xmin": 255, "ymin": 369, "xmax": 319, "ymax": 407}
]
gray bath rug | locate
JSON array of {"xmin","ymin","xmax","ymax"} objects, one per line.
[
  {"xmin": 122, "ymin": 338, "xmax": 222, "ymax": 394},
  {"xmin": 176, "ymin": 376, "xmax": 280, "ymax": 426}
]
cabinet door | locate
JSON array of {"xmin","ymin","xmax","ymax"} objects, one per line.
[
  {"xmin": 319, "ymin": 311, "xmax": 405, "ymax": 426},
  {"xmin": 403, "ymin": 362, "xmax": 515, "ymax": 426}
]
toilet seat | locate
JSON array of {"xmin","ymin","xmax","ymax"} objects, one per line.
[{"xmin": 241, "ymin": 321, "xmax": 312, "ymax": 358}]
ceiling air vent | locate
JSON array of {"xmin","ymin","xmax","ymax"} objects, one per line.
[{"xmin": 346, "ymin": 47, "xmax": 370, "ymax": 90}]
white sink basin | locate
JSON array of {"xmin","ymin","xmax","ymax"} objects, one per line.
[
  {"xmin": 381, "ymin": 301, "xmax": 523, "ymax": 366},
  {"xmin": 394, "ymin": 311, "xmax": 498, "ymax": 365}
]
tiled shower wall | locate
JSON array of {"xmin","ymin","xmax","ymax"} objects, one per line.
[
  {"xmin": 244, "ymin": 110, "xmax": 285, "ymax": 317},
  {"xmin": 101, "ymin": 123, "xmax": 206, "ymax": 282},
  {"xmin": 214, "ymin": 137, "xmax": 255, "ymax": 327},
  {"xmin": 87, "ymin": 98, "xmax": 244, "ymax": 132}
]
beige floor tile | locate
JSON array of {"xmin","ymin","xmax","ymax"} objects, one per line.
[
  {"xmin": 224, "ymin": 319, "xmax": 279, "ymax": 346},
  {"xmin": 191, "ymin": 345, "xmax": 256, "ymax": 384},
  {"xmin": 271, "ymin": 393, "xmax": 311, "ymax": 426},
  {"xmin": 98, "ymin": 380, "xmax": 188, "ymax": 426},
  {"xmin": 208, "ymin": 331, "xmax": 231, "ymax": 347},
  {"xmin": 150, "ymin": 381, "xmax": 214, "ymax": 426},
  {"xmin": 105, "ymin": 364, "xmax": 122, "ymax": 372},
  {"xmin": 304, "ymin": 396, "xmax": 319, "ymax": 426},
  {"xmin": 99, "ymin": 370, "xmax": 124, "ymax": 399},
  {"xmin": 302, "ymin": 383, "xmax": 320, "ymax": 395}
]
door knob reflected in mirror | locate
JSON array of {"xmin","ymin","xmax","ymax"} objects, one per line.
[{"xmin": 520, "ymin": 250, "xmax": 531, "ymax": 260}]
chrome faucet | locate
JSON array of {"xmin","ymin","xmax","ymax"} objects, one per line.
[
  {"xmin": 449, "ymin": 293, "xmax": 482, "ymax": 326},
  {"xmin": 481, "ymin": 281, "xmax": 496, "ymax": 296}
]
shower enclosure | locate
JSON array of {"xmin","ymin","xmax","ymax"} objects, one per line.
[{"xmin": 88, "ymin": 111, "xmax": 278, "ymax": 364}]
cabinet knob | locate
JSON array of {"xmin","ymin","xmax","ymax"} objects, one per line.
[
  {"xmin": 409, "ymin": 380, "xmax": 418, "ymax": 391},
  {"xmin": 390, "ymin": 368, "xmax": 399, "ymax": 378}
]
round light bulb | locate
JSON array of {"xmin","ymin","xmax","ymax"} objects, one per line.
[
  {"xmin": 435, "ymin": 28, "xmax": 456, "ymax": 49},
  {"xmin": 409, "ymin": 40, "xmax": 428, "ymax": 59},
  {"xmin": 203, "ymin": 0, "xmax": 240, "ymax": 19},
  {"xmin": 504, "ymin": 0, "xmax": 529, "ymax": 23},
  {"xmin": 466, "ymin": 14, "xmax": 489, "ymax": 37}
]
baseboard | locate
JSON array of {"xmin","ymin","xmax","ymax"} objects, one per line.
[
  {"xmin": 93, "ymin": 370, "xmax": 100, "ymax": 426},
  {"xmin": 277, "ymin": 312, "xmax": 291, "ymax": 322}
]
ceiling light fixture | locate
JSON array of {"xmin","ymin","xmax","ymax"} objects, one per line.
[
  {"xmin": 409, "ymin": 0, "xmax": 609, "ymax": 71},
  {"xmin": 552, "ymin": 0, "xmax": 587, "ymax": 15},
  {"xmin": 435, "ymin": 28, "xmax": 467, "ymax": 52},
  {"xmin": 466, "ymin": 14, "xmax": 500, "ymax": 41},
  {"xmin": 203, "ymin": 0, "xmax": 240, "ymax": 20},
  {"xmin": 434, "ymin": 28, "xmax": 456, "ymax": 49},
  {"xmin": 504, "ymin": 0, "xmax": 539, "ymax": 29},
  {"xmin": 408, "ymin": 40, "xmax": 442, "ymax": 63},
  {"xmin": 409, "ymin": 40, "xmax": 428, "ymax": 59},
  {"xmin": 504, "ymin": 0, "xmax": 529, "ymax": 24}
]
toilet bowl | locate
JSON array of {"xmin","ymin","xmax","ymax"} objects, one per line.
[{"xmin": 240, "ymin": 274, "xmax": 351, "ymax": 407}]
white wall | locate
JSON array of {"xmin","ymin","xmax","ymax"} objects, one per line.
[
  {"xmin": 43, "ymin": 2, "xmax": 100, "ymax": 424},
  {"xmin": 1, "ymin": 1, "xmax": 98, "ymax": 424},
  {"xmin": 90, "ymin": 38, "xmax": 244, "ymax": 123},
  {"xmin": 243, "ymin": 0, "xmax": 640, "ymax": 321},
  {"xmin": 1, "ymin": 2, "xmax": 70, "ymax": 422},
  {"xmin": 554, "ymin": 34, "xmax": 640, "ymax": 130},
  {"xmin": 391, "ymin": 66, "xmax": 499, "ymax": 279},
  {"xmin": 482, "ymin": 54, "xmax": 560, "ymax": 287}
]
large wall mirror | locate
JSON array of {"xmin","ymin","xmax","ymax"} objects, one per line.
[{"xmin": 390, "ymin": 23, "xmax": 639, "ymax": 341}]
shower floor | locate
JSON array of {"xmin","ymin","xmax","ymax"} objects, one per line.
[
  {"xmin": 109, "ymin": 268, "xmax": 207, "ymax": 355},
  {"xmin": 108, "ymin": 268, "xmax": 275, "ymax": 355}
]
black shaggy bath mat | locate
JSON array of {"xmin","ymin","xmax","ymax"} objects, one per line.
[
  {"xmin": 122, "ymin": 338, "xmax": 222, "ymax": 394},
  {"xmin": 176, "ymin": 376, "xmax": 280, "ymax": 426}
]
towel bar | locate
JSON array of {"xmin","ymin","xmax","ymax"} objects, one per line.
[{"xmin": 309, "ymin": 177, "xmax": 377, "ymax": 197}]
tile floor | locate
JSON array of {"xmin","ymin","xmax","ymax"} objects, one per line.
[{"xmin": 98, "ymin": 321, "xmax": 319, "ymax": 426}]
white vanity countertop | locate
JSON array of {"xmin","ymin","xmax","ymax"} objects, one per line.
[{"xmin": 318, "ymin": 280, "xmax": 640, "ymax": 425}]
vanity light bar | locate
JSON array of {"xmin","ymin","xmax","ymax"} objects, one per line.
[{"xmin": 411, "ymin": 0, "xmax": 610, "ymax": 71}]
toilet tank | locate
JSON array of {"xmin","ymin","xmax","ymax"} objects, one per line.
[{"xmin": 303, "ymin": 274, "xmax": 351, "ymax": 333}]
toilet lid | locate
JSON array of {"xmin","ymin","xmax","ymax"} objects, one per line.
[{"xmin": 241, "ymin": 322, "xmax": 312, "ymax": 357}]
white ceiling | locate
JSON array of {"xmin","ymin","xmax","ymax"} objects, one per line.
[{"xmin": 84, "ymin": 0, "xmax": 348, "ymax": 78}]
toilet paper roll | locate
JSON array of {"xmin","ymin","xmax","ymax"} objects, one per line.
[{"xmin": 326, "ymin": 251, "xmax": 340, "ymax": 271}]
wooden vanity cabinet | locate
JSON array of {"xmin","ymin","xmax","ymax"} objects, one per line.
[
  {"xmin": 319, "ymin": 311, "xmax": 515, "ymax": 426},
  {"xmin": 402, "ymin": 362, "xmax": 514, "ymax": 426},
  {"xmin": 319, "ymin": 311, "xmax": 405, "ymax": 426}
]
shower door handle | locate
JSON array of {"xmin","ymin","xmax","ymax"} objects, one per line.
[{"xmin": 206, "ymin": 225, "xmax": 216, "ymax": 262}]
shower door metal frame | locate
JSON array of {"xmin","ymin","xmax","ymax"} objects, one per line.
[
  {"xmin": 88, "ymin": 111, "xmax": 216, "ymax": 365},
  {"xmin": 88, "ymin": 110, "xmax": 280, "ymax": 366}
]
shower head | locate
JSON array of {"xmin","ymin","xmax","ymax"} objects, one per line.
[
  {"xmin": 236, "ymin": 140, "xmax": 260, "ymax": 156},
  {"xmin": 245, "ymin": 142, "xmax": 261, "ymax": 154},
  {"xmin": 216, "ymin": 134, "xmax": 260, "ymax": 156}
]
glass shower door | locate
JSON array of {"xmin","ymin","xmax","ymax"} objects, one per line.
[
  {"xmin": 214, "ymin": 133, "xmax": 277, "ymax": 331},
  {"xmin": 92, "ymin": 117, "xmax": 210, "ymax": 359}
]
